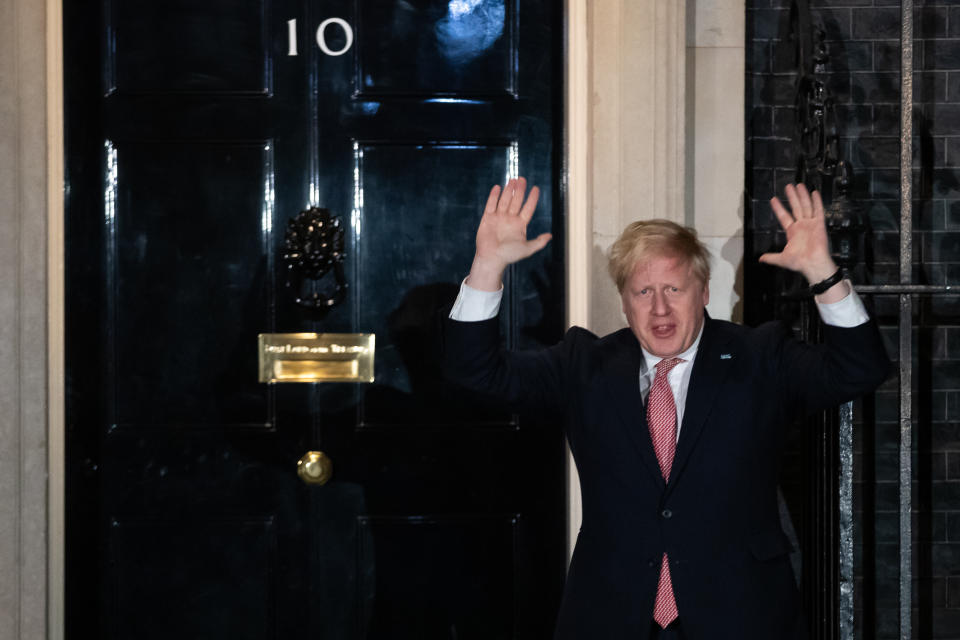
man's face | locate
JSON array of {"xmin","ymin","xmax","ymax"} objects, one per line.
[{"xmin": 620, "ymin": 254, "xmax": 709, "ymax": 357}]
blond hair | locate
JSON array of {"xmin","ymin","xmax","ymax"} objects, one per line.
[{"xmin": 607, "ymin": 219, "xmax": 711, "ymax": 293}]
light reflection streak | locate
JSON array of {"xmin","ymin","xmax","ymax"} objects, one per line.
[
  {"xmin": 434, "ymin": 144, "xmax": 484, "ymax": 150},
  {"xmin": 352, "ymin": 141, "xmax": 363, "ymax": 237},
  {"xmin": 424, "ymin": 98, "xmax": 485, "ymax": 105},
  {"xmin": 262, "ymin": 143, "xmax": 274, "ymax": 236},
  {"xmin": 449, "ymin": 0, "xmax": 483, "ymax": 18},
  {"xmin": 507, "ymin": 141, "xmax": 519, "ymax": 185},
  {"xmin": 104, "ymin": 140, "xmax": 117, "ymax": 227},
  {"xmin": 436, "ymin": 0, "xmax": 504, "ymax": 63}
]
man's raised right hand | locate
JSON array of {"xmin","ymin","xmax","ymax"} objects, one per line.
[{"xmin": 467, "ymin": 177, "xmax": 552, "ymax": 292}]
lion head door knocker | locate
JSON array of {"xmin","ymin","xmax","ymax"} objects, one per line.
[{"xmin": 282, "ymin": 207, "xmax": 348, "ymax": 310}]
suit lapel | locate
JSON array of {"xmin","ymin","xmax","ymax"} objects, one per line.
[
  {"xmin": 600, "ymin": 332, "xmax": 666, "ymax": 490},
  {"xmin": 668, "ymin": 317, "xmax": 736, "ymax": 486}
]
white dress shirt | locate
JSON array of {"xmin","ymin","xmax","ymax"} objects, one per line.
[{"xmin": 449, "ymin": 278, "xmax": 871, "ymax": 440}]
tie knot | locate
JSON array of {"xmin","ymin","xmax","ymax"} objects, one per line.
[{"xmin": 655, "ymin": 357, "xmax": 683, "ymax": 380}]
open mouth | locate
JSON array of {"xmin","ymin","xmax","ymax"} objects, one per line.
[{"xmin": 651, "ymin": 324, "xmax": 676, "ymax": 339}]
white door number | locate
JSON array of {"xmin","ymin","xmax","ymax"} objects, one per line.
[{"xmin": 287, "ymin": 18, "xmax": 354, "ymax": 57}]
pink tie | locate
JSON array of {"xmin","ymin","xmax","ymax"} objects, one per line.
[{"xmin": 648, "ymin": 357, "xmax": 682, "ymax": 628}]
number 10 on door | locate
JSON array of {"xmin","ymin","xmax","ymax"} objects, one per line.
[{"xmin": 287, "ymin": 18, "xmax": 354, "ymax": 57}]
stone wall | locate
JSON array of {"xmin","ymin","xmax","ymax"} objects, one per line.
[{"xmin": 747, "ymin": 1, "xmax": 960, "ymax": 637}]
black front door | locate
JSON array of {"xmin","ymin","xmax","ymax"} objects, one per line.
[{"xmin": 65, "ymin": 1, "xmax": 565, "ymax": 638}]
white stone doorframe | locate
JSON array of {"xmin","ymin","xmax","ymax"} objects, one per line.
[
  {"xmin": 0, "ymin": 0, "xmax": 65, "ymax": 636},
  {"xmin": 0, "ymin": 0, "xmax": 743, "ymax": 636}
]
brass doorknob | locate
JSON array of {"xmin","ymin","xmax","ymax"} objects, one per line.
[{"xmin": 297, "ymin": 451, "xmax": 333, "ymax": 485}]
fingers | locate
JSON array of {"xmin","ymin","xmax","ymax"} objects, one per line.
[
  {"xmin": 796, "ymin": 185, "xmax": 810, "ymax": 217},
  {"xmin": 795, "ymin": 184, "xmax": 813, "ymax": 216},
  {"xmin": 758, "ymin": 251, "xmax": 784, "ymax": 267},
  {"xmin": 508, "ymin": 177, "xmax": 527, "ymax": 215},
  {"xmin": 769, "ymin": 196, "xmax": 795, "ymax": 232},
  {"xmin": 784, "ymin": 184, "xmax": 804, "ymax": 219},
  {"xmin": 484, "ymin": 185, "xmax": 501, "ymax": 216},
  {"xmin": 811, "ymin": 189, "xmax": 824, "ymax": 218},
  {"xmin": 495, "ymin": 180, "xmax": 513, "ymax": 214},
  {"xmin": 500, "ymin": 177, "xmax": 526, "ymax": 215},
  {"xmin": 771, "ymin": 183, "xmax": 823, "ymax": 231},
  {"xmin": 785, "ymin": 183, "xmax": 822, "ymax": 219},
  {"xmin": 519, "ymin": 186, "xmax": 540, "ymax": 222},
  {"xmin": 490, "ymin": 177, "xmax": 538, "ymax": 219},
  {"xmin": 522, "ymin": 232, "xmax": 552, "ymax": 258}
]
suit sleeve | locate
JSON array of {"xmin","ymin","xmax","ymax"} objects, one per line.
[
  {"xmin": 442, "ymin": 313, "xmax": 582, "ymax": 414},
  {"xmin": 771, "ymin": 318, "xmax": 891, "ymax": 416}
]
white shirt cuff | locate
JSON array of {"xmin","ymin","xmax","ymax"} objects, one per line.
[
  {"xmin": 449, "ymin": 278, "xmax": 503, "ymax": 321},
  {"xmin": 815, "ymin": 280, "xmax": 870, "ymax": 327}
]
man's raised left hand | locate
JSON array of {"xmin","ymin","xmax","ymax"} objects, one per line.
[{"xmin": 759, "ymin": 183, "xmax": 849, "ymax": 303}]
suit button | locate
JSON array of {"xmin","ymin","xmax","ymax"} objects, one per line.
[
  {"xmin": 661, "ymin": 509, "xmax": 673, "ymax": 519},
  {"xmin": 648, "ymin": 559, "xmax": 656, "ymax": 568}
]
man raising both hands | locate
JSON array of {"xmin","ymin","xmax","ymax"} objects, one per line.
[{"xmin": 444, "ymin": 178, "xmax": 888, "ymax": 640}]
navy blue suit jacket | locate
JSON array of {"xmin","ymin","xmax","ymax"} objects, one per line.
[{"xmin": 443, "ymin": 311, "xmax": 889, "ymax": 639}]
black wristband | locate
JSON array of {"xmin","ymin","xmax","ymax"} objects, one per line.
[{"xmin": 808, "ymin": 267, "xmax": 843, "ymax": 295}]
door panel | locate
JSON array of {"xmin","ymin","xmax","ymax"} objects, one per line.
[
  {"xmin": 66, "ymin": 1, "xmax": 564, "ymax": 637},
  {"xmin": 360, "ymin": 516, "xmax": 517, "ymax": 637},
  {"xmin": 110, "ymin": 140, "xmax": 275, "ymax": 426},
  {"xmin": 109, "ymin": 518, "xmax": 278, "ymax": 636},
  {"xmin": 108, "ymin": 0, "xmax": 271, "ymax": 95},
  {"xmin": 356, "ymin": 0, "xmax": 515, "ymax": 95},
  {"xmin": 355, "ymin": 142, "xmax": 512, "ymax": 426}
]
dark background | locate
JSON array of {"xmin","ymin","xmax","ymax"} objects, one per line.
[{"xmin": 747, "ymin": 1, "xmax": 960, "ymax": 637}]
